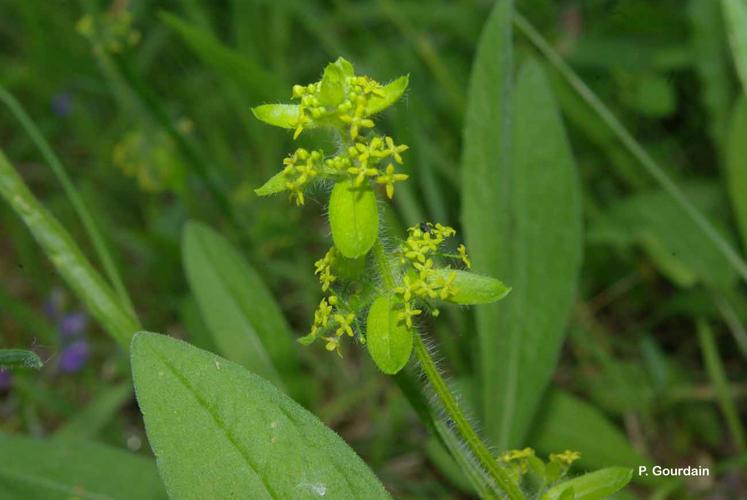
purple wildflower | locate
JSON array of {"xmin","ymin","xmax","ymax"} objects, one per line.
[
  {"xmin": 0, "ymin": 370, "xmax": 11, "ymax": 391},
  {"xmin": 58, "ymin": 340, "xmax": 90, "ymax": 374},
  {"xmin": 60, "ymin": 311, "xmax": 88, "ymax": 339},
  {"xmin": 51, "ymin": 91, "xmax": 73, "ymax": 117}
]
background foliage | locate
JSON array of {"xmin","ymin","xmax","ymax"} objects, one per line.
[{"xmin": 1, "ymin": 0, "xmax": 745, "ymax": 497}]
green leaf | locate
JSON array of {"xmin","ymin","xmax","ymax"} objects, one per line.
[
  {"xmin": 131, "ymin": 332, "xmax": 390, "ymax": 499},
  {"xmin": 328, "ymin": 180, "xmax": 379, "ymax": 258},
  {"xmin": 366, "ymin": 295, "xmax": 413, "ymax": 374},
  {"xmin": 251, "ymin": 104, "xmax": 302, "ymax": 129},
  {"xmin": 722, "ymin": 0, "xmax": 747, "ymax": 95},
  {"xmin": 160, "ymin": 12, "xmax": 280, "ymax": 100},
  {"xmin": 462, "ymin": 35, "xmax": 583, "ymax": 447},
  {"xmin": 726, "ymin": 97, "xmax": 747, "ymax": 252},
  {"xmin": 433, "ymin": 269, "xmax": 511, "ymax": 305},
  {"xmin": 0, "ymin": 150, "xmax": 140, "ymax": 348},
  {"xmin": 182, "ymin": 221, "xmax": 300, "ymax": 394},
  {"xmin": 0, "ymin": 433, "xmax": 165, "ymax": 499},
  {"xmin": 319, "ymin": 60, "xmax": 346, "ymax": 106},
  {"xmin": 366, "ymin": 75, "xmax": 409, "ymax": 115},
  {"xmin": 0, "ymin": 349, "xmax": 42, "ymax": 370},
  {"xmin": 542, "ymin": 467, "xmax": 633, "ymax": 500},
  {"xmin": 255, "ymin": 170, "xmax": 288, "ymax": 197},
  {"xmin": 529, "ymin": 390, "xmax": 656, "ymax": 485}
]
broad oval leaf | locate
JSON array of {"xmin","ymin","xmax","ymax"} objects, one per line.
[
  {"xmin": 366, "ymin": 295, "xmax": 413, "ymax": 374},
  {"xmin": 131, "ymin": 332, "xmax": 390, "ymax": 499},
  {"xmin": 461, "ymin": 29, "xmax": 583, "ymax": 449},
  {"xmin": 542, "ymin": 467, "xmax": 632, "ymax": 500},
  {"xmin": 255, "ymin": 170, "xmax": 288, "ymax": 197},
  {"xmin": 182, "ymin": 222, "xmax": 300, "ymax": 397},
  {"xmin": 251, "ymin": 104, "xmax": 302, "ymax": 129},
  {"xmin": 0, "ymin": 349, "xmax": 42, "ymax": 369},
  {"xmin": 0, "ymin": 433, "xmax": 165, "ymax": 499},
  {"xmin": 328, "ymin": 179, "xmax": 379, "ymax": 258},
  {"xmin": 367, "ymin": 75, "xmax": 409, "ymax": 115},
  {"xmin": 432, "ymin": 269, "xmax": 511, "ymax": 305},
  {"xmin": 0, "ymin": 150, "xmax": 139, "ymax": 348}
]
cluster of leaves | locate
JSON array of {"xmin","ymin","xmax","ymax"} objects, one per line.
[{"xmin": 253, "ymin": 59, "xmax": 513, "ymax": 379}]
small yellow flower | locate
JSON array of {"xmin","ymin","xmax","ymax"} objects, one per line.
[
  {"xmin": 376, "ymin": 164, "xmax": 409, "ymax": 199},
  {"xmin": 550, "ymin": 450, "xmax": 581, "ymax": 466},
  {"xmin": 324, "ymin": 336, "xmax": 342, "ymax": 357},
  {"xmin": 334, "ymin": 312, "xmax": 356, "ymax": 337},
  {"xmin": 457, "ymin": 244, "xmax": 471, "ymax": 269},
  {"xmin": 383, "ymin": 136, "xmax": 408, "ymax": 164},
  {"xmin": 397, "ymin": 301, "xmax": 422, "ymax": 328}
]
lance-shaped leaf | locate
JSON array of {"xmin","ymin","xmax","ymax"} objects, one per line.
[
  {"xmin": 462, "ymin": 30, "xmax": 583, "ymax": 449},
  {"xmin": 366, "ymin": 295, "xmax": 413, "ymax": 374},
  {"xmin": 131, "ymin": 332, "xmax": 390, "ymax": 499},
  {"xmin": 328, "ymin": 179, "xmax": 379, "ymax": 258},
  {"xmin": 366, "ymin": 76, "xmax": 409, "ymax": 116},
  {"xmin": 431, "ymin": 269, "xmax": 511, "ymax": 305},
  {"xmin": 182, "ymin": 222, "xmax": 300, "ymax": 395},
  {"xmin": 542, "ymin": 467, "xmax": 632, "ymax": 500},
  {"xmin": 255, "ymin": 170, "xmax": 288, "ymax": 197}
]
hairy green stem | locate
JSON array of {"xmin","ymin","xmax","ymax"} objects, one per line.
[
  {"xmin": 372, "ymin": 239, "xmax": 523, "ymax": 499},
  {"xmin": 513, "ymin": 12, "xmax": 747, "ymax": 285},
  {"xmin": 0, "ymin": 85, "xmax": 137, "ymax": 319}
]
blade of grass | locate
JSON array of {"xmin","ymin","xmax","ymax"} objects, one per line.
[
  {"xmin": 513, "ymin": 12, "xmax": 747, "ymax": 285},
  {"xmin": 722, "ymin": 0, "xmax": 747, "ymax": 95},
  {"xmin": 0, "ymin": 149, "xmax": 140, "ymax": 348},
  {"xmin": 0, "ymin": 85, "xmax": 136, "ymax": 318},
  {"xmin": 696, "ymin": 318, "xmax": 746, "ymax": 452}
]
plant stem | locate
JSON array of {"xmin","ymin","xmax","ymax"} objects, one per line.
[
  {"xmin": 412, "ymin": 334, "xmax": 522, "ymax": 499},
  {"xmin": 372, "ymin": 239, "xmax": 523, "ymax": 499}
]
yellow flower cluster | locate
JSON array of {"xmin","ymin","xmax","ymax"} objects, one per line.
[
  {"xmin": 77, "ymin": 10, "xmax": 141, "ymax": 54},
  {"xmin": 549, "ymin": 450, "xmax": 581, "ymax": 466},
  {"xmin": 281, "ymin": 148, "xmax": 323, "ymax": 205},
  {"xmin": 301, "ymin": 248, "xmax": 357, "ymax": 356},
  {"xmin": 292, "ymin": 75, "xmax": 384, "ymax": 140},
  {"xmin": 393, "ymin": 223, "xmax": 467, "ymax": 326},
  {"xmin": 500, "ymin": 448, "xmax": 535, "ymax": 470},
  {"xmin": 314, "ymin": 248, "xmax": 337, "ymax": 291}
]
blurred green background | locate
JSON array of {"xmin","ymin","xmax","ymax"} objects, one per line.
[{"xmin": 1, "ymin": 0, "xmax": 746, "ymax": 497}]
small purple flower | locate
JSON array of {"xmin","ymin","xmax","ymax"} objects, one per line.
[
  {"xmin": 0, "ymin": 370, "xmax": 11, "ymax": 391},
  {"xmin": 58, "ymin": 340, "xmax": 90, "ymax": 374},
  {"xmin": 51, "ymin": 91, "xmax": 73, "ymax": 117},
  {"xmin": 60, "ymin": 312, "xmax": 88, "ymax": 339}
]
